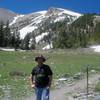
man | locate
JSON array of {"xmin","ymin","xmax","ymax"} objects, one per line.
[{"xmin": 30, "ymin": 55, "xmax": 53, "ymax": 100}]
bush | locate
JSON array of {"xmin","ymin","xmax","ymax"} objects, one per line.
[
  {"xmin": 9, "ymin": 70, "xmax": 26, "ymax": 77},
  {"xmin": 95, "ymin": 82, "xmax": 100, "ymax": 92},
  {"xmin": 0, "ymin": 88, "xmax": 4, "ymax": 97}
]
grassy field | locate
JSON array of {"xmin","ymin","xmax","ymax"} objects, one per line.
[{"xmin": 0, "ymin": 49, "xmax": 100, "ymax": 99}]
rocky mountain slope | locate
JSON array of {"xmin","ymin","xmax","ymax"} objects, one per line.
[
  {"xmin": 9, "ymin": 7, "xmax": 81, "ymax": 39},
  {"xmin": 0, "ymin": 7, "xmax": 82, "ymax": 49}
]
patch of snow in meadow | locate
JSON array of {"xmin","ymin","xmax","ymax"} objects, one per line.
[
  {"xmin": 42, "ymin": 43, "xmax": 53, "ymax": 50},
  {"xmin": 90, "ymin": 45, "xmax": 100, "ymax": 52},
  {"xmin": 0, "ymin": 48, "xmax": 15, "ymax": 51}
]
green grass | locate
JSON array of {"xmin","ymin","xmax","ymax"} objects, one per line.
[
  {"xmin": 0, "ymin": 50, "xmax": 100, "ymax": 99},
  {"xmin": 95, "ymin": 82, "xmax": 100, "ymax": 92},
  {"xmin": 0, "ymin": 88, "xmax": 4, "ymax": 98}
]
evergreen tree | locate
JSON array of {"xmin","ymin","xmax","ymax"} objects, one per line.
[
  {"xmin": 22, "ymin": 33, "xmax": 30, "ymax": 50},
  {"xmin": 53, "ymin": 28, "xmax": 68, "ymax": 48},
  {"xmin": 11, "ymin": 27, "xmax": 20, "ymax": 50},
  {"xmin": 4, "ymin": 21, "xmax": 11, "ymax": 46},
  {"xmin": 0, "ymin": 21, "xmax": 4, "ymax": 47},
  {"xmin": 14, "ymin": 31, "xmax": 20, "ymax": 50},
  {"xmin": 94, "ymin": 22, "xmax": 100, "ymax": 43}
]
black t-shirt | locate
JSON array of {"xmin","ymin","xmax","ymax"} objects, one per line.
[{"xmin": 31, "ymin": 64, "xmax": 53, "ymax": 88}]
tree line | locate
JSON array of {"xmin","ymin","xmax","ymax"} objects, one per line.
[
  {"xmin": 0, "ymin": 21, "xmax": 20, "ymax": 50},
  {"xmin": 52, "ymin": 14, "xmax": 100, "ymax": 48},
  {"xmin": 0, "ymin": 20, "xmax": 35, "ymax": 50},
  {"xmin": 30, "ymin": 14, "xmax": 100, "ymax": 49}
]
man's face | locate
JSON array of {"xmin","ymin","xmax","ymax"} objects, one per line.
[{"xmin": 37, "ymin": 58, "xmax": 44, "ymax": 64}]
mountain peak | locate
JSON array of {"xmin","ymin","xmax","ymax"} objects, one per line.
[
  {"xmin": 48, "ymin": 7, "xmax": 62, "ymax": 11},
  {"xmin": 45, "ymin": 7, "xmax": 63, "ymax": 16},
  {"xmin": 45, "ymin": 7, "xmax": 81, "ymax": 17}
]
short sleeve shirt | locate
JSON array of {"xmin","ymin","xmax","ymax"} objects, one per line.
[{"xmin": 31, "ymin": 64, "xmax": 53, "ymax": 88}]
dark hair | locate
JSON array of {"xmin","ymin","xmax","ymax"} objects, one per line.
[{"xmin": 35, "ymin": 55, "xmax": 46, "ymax": 62}]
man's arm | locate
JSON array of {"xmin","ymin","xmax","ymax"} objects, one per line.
[
  {"xmin": 46, "ymin": 65, "xmax": 53, "ymax": 87},
  {"xmin": 48, "ymin": 75, "xmax": 53, "ymax": 87},
  {"xmin": 29, "ymin": 74, "xmax": 35, "ymax": 88}
]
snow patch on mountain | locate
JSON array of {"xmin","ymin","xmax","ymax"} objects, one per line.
[
  {"xmin": 58, "ymin": 8, "xmax": 81, "ymax": 17},
  {"xmin": 35, "ymin": 32, "xmax": 49, "ymax": 43},
  {"xmin": 35, "ymin": 11, "xmax": 47, "ymax": 14},
  {"xmin": 31, "ymin": 14, "xmax": 45, "ymax": 24},
  {"xmin": 9, "ymin": 15, "xmax": 24, "ymax": 26},
  {"xmin": 18, "ymin": 12, "xmax": 47, "ymax": 39},
  {"xmin": 42, "ymin": 44, "xmax": 53, "ymax": 50},
  {"xmin": 19, "ymin": 25, "xmax": 37, "ymax": 39},
  {"xmin": 54, "ymin": 16, "xmax": 65, "ymax": 22}
]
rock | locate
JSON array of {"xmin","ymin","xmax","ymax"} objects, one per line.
[
  {"xmin": 90, "ymin": 70, "xmax": 96, "ymax": 73},
  {"xmin": 58, "ymin": 78, "xmax": 68, "ymax": 81},
  {"xmin": 73, "ymin": 72, "xmax": 84, "ymax": 80},
  {"xmin": 61, "ymin": 73, "xmax": 70, "ymax": 78},
  {"xmin": 92, "ymin": 95, "xmax": 100, "ymax": 100},
  {"xmin": 9, "ymin": 70, "xmax": 26, "ymax": 77}
]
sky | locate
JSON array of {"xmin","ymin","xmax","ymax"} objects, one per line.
[{"xmin": 0, "ymin": 0, "xmax": 100, "ymax": 14}]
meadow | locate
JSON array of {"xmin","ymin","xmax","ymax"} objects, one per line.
[{"xmin": 0, "ymin": 49, "xmax": 100, "ymax": 99}]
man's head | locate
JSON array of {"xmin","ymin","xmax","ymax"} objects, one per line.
[{"xmin": 35, "ymin": 55, "xmax": 46, "ymax": 64}]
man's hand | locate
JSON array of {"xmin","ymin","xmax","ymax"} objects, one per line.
[
  {"xmin": 31, "ymin": 83, "xmax": 35, "ymax": 88},
  {"xmin": 47, "ymin": 86, "xmax": 50, "ymax": 89},
  {"xmin": 48, "ymin": 75, "xmax": 52, "ymax": 88},
  {"xmin": 29, "ymin": 74, "xmax": 35, "ymax": 88}
]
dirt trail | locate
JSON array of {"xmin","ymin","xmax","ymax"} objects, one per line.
[{"xmin": 25, "ymin": 74, "xmax": 100, "ymax": 100}]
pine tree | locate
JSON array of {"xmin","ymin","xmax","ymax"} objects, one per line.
[
  {"xmin": 14, "ymin": 31, "xmax": 20, "ymax": 50},
  {"xmin": 53, "ymin": 27, "xmax": 68, "ymax": 48},
  {"xmin": 0, "ymin": 21, "xmax": 4, "ymax": 47},
  {"xmin": 11, "ymin": 27, "xmax": 20, "ymax": 50},
  {"xmin": 23, "ymin": 33, "xmax": 30, "ymax": 50},
  {"xmin": 94, "ymin": 22, "xmax": 100, "ymax": 43},
  {"xmin": 4, "ymin": 20, "xmax": 11, "ymax": 46}
]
